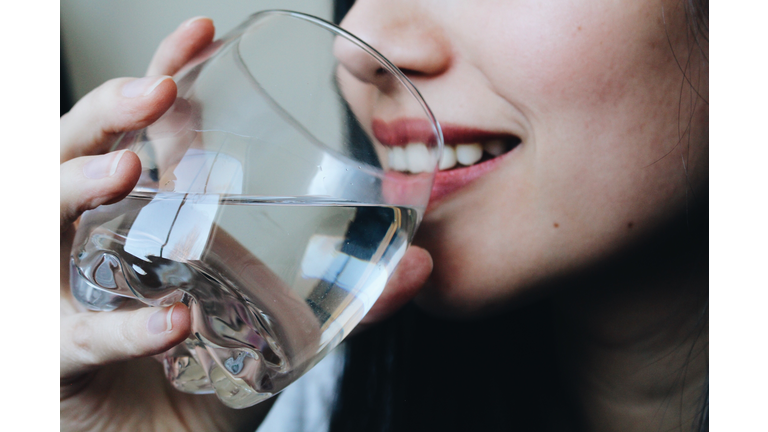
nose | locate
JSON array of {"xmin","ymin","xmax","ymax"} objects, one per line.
[{"xmin": 337, "ymin": 0, "xmax": 451, "ymax": 80}]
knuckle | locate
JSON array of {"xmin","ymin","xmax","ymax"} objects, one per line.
[
  {"xmin": 67, "ymin": 316, "xmax": 98, "ymax": 365},
  {"xmin": 74, "ymin": 77, "xmax": 121, "ymax": 108},
  {"xmin": 117, "ymin": 314, "xmax": 143, "ymax": 359},
  {"xmin": 148, "ymin": 38, "xmax": 172, "ymax": 70},
  {"xmin": 72, "ymin": 186, "xmax": 104, "ymax": 216},
  {"xmin": 70, "ymin": 80, "xmax": 124, "ymax": 140},
  {"xmin": 86, "ymin": 78, "xmax": 122, "ymax": 112},
  {"xmin": 95, "ymin": 83, "xmax": 124, "ymax": 131},
  {"xmin": 157, "ymin": 36, "xmax": 173, "ymax": 55},
  {"xmin": 125, "ymin": 103, "xmax": 161, "ymax": 126}
]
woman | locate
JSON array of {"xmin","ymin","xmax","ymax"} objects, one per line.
[{"xmin": 60, "ymin": 0, "xmax": 708, "ymax": 430}]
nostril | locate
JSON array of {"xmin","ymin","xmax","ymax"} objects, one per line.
[
  {"xmin": 375, "ymin": 65, "xmax": 422, "ymax": 77},
  {"xmin": 398, "ymin": 68, "xmax": 428, "ymax": 78},
  {"xmin": 334, "ymin": 35, "xmax": 386, "ymax": 85}
]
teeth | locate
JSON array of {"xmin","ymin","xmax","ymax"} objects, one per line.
[
  {"xmin": 438, "ymin": 146, "xmax": 457, "ymax": 170},
  {"xmin": 391, "ymin": 147, "xmax": 407, "ymax": 171},
  {"xmin": 456, "ymin": 143, "xmax": 483, "ymax": 166},
  {"xmin": 387, "ymin": 139, "xmax": 507, "ymax": 173},
  {"xmin": 483, "ymin": 139, "xmax": 506, "ymax": 157},
  {"xmin": 405, "ymin": 143, "xmax": 432, "ymax": 173}
]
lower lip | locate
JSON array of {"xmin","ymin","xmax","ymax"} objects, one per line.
[{"xmin": 427, "ymin": 147, "xmax": 517, "ymax": 210}]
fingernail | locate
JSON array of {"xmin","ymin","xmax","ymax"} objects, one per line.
[
  {"xmin": 148, "ymin": 304, "xmax": 176, "ymax": 335},
  {"xmin": 121, "ymin": 76, "xmax": 172, "ymax": 98},
  {"xmin": 183, "ymin": 16, "xmax": 211, "ymax": 28},
  {"xmin": 83, "ymin": 150, "xmax": 127, "ymax": 179}
]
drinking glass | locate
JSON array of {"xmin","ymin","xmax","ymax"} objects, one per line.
[{"xmin": 69, "ymin": 10, "xmax": 443, "ymax": 408}]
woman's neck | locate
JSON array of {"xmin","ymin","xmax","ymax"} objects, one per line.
[{"xmin": 553, "ymin": 221, "xmax": 708, "ymax": 431}]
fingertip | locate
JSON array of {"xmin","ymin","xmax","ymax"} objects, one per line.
[
  {"xmin": 61, "ymin": 150, "xmax": 142, "ymax": 225},
  {"xmin": 120, "ymin": 75, "xmax": 173, "ymax": 98},
  {"xmin": 182, "ymin": 16, "xmax": 215, "ymax": 36},
  {"xmin": 123, "ymin": 76, "xmax": 177, "ymax": 127},
  {"xmin": 169, "ymin": 302, "xmax": 192, "ymax": 336},
  {"xmin": 61, "ymin": 304, "xmax": 193, "ymax": 377},
  {"xmin": 405, "ymin": 246, "xmax": 434, "ymax": 277},
  {"xmin": 182, "ymin": 19, "xmax": 216, "ymax": 56},
  {"xmin": 120, "ymin": 303, "xmax": 190, "ymax": 360},
  {"xmin": 119, "ymin": 148, "xmax": 142, "ymax": 170},
  {"xmin": 394, "ymin": 246, "xmax": 434, "ymax": 292},
  {"xmin": 360, "ymin": 246, "xmax": 433, "ymax": 325},
  {"xmin": 150, "ymin": 75, "xmax": 177, "ymax": 98},
  {"xmin": 146, "ymin": 303, "xmax": 191, "ymax": 349},
  {"xmin": 84, "ymin": 76, "xmax": 178, "ymax": 134},
  {"xmin": 61, "ymin": 77, "xmax": 179, "ymax": 164},
  {"xmin": 147, "ymin": 17, "xmax": 216, "ymax": 77},
  {"xmin": 151, "ymin": 77, "xmax": 178, "ymax": 113},
  {"xmin": 146, "ymin": 76, "xmax": 177, "ymax": 102},
  {"xmin": 101, "ymin": 150, "xmax": 142, "ymax": 205},
  {"xmin": 175, "ymin": 19, "xmax": 216, "ymax": 69},
  {"xmin": 163, "ymin": 303, "xmax": 192, "ymax": 348}
]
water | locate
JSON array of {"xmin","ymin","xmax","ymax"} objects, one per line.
[{"xmin": 70, "ymin": 192, "xmax": 420, "ymax": 408}]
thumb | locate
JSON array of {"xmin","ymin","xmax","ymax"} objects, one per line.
[
  {"xmin": 60, "ymin": 150, "xmax": 141, "ymax": 232},
  {"xmin": 60, "ymin": 303, "xmax": 191, "ymax": 380}
]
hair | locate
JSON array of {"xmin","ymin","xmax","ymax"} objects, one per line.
[
  {"xmin": 686, "ymin": 0, "xmax": 709, "ymax": 47},
  {"xmin": 330, "ymin": 302, "xmax": 590, "ymax": 432},
  {"xmin": 329, "ymin": 1, "xmax": 708, "ymax": 431}
]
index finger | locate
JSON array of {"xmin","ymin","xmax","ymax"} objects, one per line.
[{"xmin": 145, "ymin": 16, "xmax": 216, "ymax": 77}]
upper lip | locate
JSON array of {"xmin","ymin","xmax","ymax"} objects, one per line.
[
  {"xmin": 372, "ymin": 118, "xmax": 518, "ymax": 147},
  {"xmin": 371, "ymin": 118, "xmax": 522, "ymax": 210}
]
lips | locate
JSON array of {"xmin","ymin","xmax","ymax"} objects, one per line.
[{"xmin": 372, "ymin": 118, "xmax": 521, "ymax": 207}]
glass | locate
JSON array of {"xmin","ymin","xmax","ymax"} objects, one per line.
[{"xmin": 69, "ymin": 10, "xmax": 442, "ymax": 408}]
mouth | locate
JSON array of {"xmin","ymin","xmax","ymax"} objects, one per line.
[{"xmin": 372, "ymin": 118, "xmax": 522, "ymax": 206}]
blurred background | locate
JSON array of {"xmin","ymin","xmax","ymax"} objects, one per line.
[{"xmin": 61, "ymin": 0, "xmax": 333, "ymax": 113}]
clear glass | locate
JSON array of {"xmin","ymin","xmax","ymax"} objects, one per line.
[{"xmin": 69, "ymin": 10, "xmax": 442, "ymax": 408}]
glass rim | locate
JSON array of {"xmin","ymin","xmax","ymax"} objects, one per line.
[{"xmin": 248, "ymin": 9, "xmax": 444, "ymax": 158}]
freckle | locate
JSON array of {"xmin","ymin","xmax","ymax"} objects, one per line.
[
  {"xmin": 627, "ymin": 222, "xmax": 634, "ymax": 229},
  {"xmin": 554, "ymin": 222, "xmax": 559, "ymax": 228},
  {"xmin": 578, "ymin": 26, "xmax": 582, "ymax": 31}
]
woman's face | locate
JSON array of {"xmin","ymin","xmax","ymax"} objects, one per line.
[{"xmin": 339, "ymin": 0, "xmax": 708, "ymax": 316}]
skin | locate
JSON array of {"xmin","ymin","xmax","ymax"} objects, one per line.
[
  {"xmin": 339, "ymin": 0, "xmax": 708, "ymax": 430},
  {"xmin": 60, "ymin": 0, "xmax": 708, "ymax": 429},
  {"xmin": 340, "ymin": 0, "xmax": 707, "ymax": 316}
]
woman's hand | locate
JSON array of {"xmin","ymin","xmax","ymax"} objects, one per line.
[
  {"xmin": 60, "ymin": 16, "xmax": 432, "ymax": 432},
  {"xmin": 60, "ymin": 18, "xmax": 277, "ymax": 432}
]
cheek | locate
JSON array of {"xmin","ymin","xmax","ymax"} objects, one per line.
[
  {"xmin": 417, "ymin": 1, "xmax": 706, "ymax": 314},
  {"xmin": 479, "ymin": 2, "xmax": 660, "ymax": 97},
  {"xmin": 470, "ymin": 0, "xmax": 680, "ymax": 123},
  {"xmin": 482, "ymin": 1, "xmax": 696, "ymax": 222}
]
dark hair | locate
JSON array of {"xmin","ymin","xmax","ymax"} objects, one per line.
[
  {"xmin": 686, "ymin": 0, "xmax": 709, "ymax": 47},
  {"xmin": 682, "ymin": 3, "xmax": 708, "ymax": 428},
  {"xmin": 330, "ymin": 301, "xmax": 589, "ymax": 432},
  {"xmin": 329, "ymin": 2, "xmax": 708, "ymax": 431}
]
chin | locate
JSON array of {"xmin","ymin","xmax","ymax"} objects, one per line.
[{"xmin": 410, "ymin": 226, "xmax": 576, "ymax": 321}]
